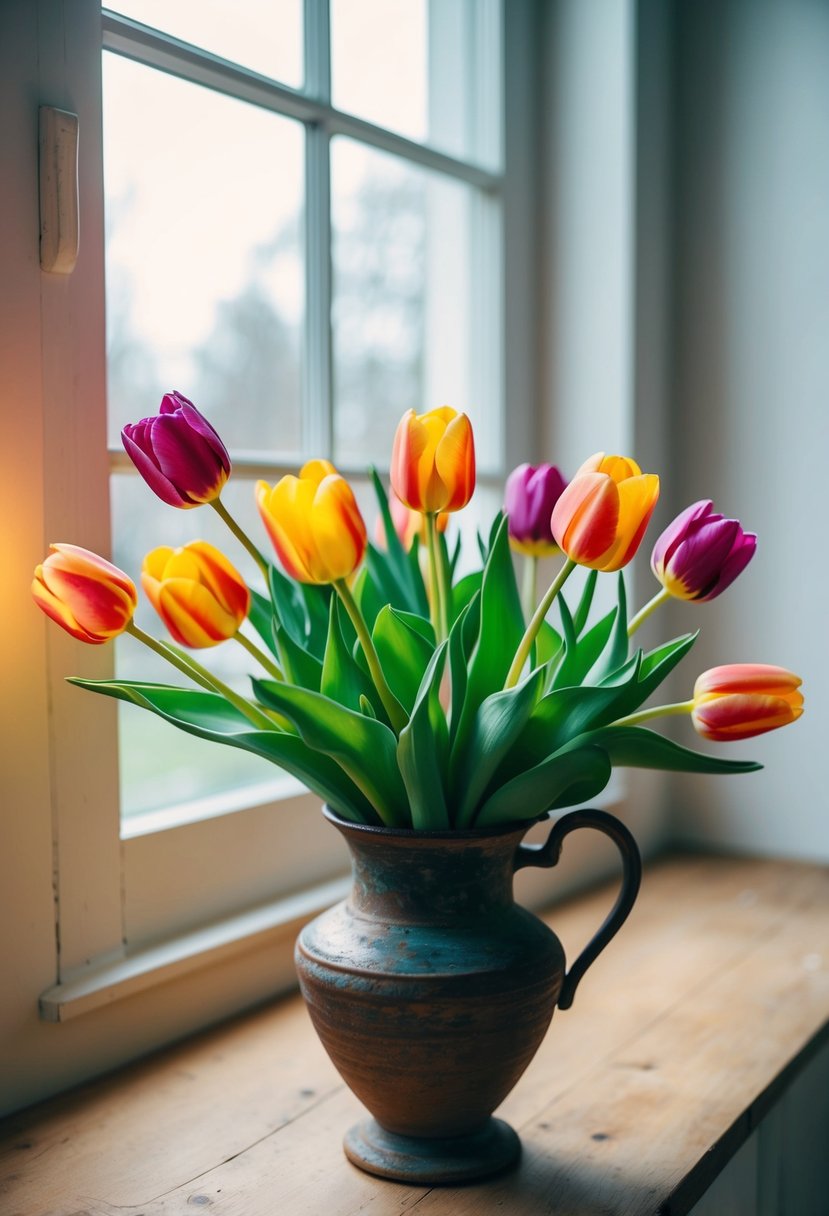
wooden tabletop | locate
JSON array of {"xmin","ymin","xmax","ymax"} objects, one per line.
[{"xmin": 1, "ymin": 853, "xmax": 827, "ymax": 1216}]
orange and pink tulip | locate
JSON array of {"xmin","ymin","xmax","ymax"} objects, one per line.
[
  {"xmin": 692, "ymin": 664, "xmax": 803, "ymax": 742},
  {"xmin": 141, "ymin": 541, "xmax": 250, "ymax": 648},
  {"xmin": 551, "ymin": 452, "xmax": 659, "ymax": 572},
  {"xmin": 390, "ymin": 407, "xmax": 475, "ymax": 515},
  {"xmin": 32, "ymin": 544, "xmax": 137, "ymax": 644},
  {"xmin": 256, "ymin": 460, "xmax": 367, "ymax": 585}
]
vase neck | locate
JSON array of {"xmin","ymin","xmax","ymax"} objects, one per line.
[{"xmin": 341, "ymin": 828, "xmax": 522, "ymax": 922}]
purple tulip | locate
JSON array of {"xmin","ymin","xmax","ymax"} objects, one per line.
[
  {"xmin": 504, "ymin": 463, "xmax": 568, "ymax": 555},
  {"xmin": 122, "ymin": 392, "xmax": 231, "ymax": 509},
  {"xmin": 651, "ymin": 500, "xmax": 756, "ymax": 601}
]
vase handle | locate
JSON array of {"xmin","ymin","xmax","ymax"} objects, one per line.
[{"xmin": 514, "ymin": 808, "xmax": 642, "ymax": 1011}]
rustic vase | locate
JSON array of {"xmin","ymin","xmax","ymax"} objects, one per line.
[{"xmin": 295, "ymin": 805, "xmax": 641, "ymax": 1185}]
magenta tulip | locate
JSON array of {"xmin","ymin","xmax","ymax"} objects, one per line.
[
  {"xmin": 122, "ymin": 391, "xmax": 231, "ymax": 509},
  {"xmin": 504, "ymin": 463, "xmax": 568, "ymax": 556},
  {"xmin": 651, "ymin": 500, "xmax": 756, "ymax": 602}
]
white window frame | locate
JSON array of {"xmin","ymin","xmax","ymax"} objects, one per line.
[{"xmin": 29, "ymin": 0, "xmax": 542, "ymax": 1025}]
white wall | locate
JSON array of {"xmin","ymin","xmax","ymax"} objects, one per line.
[{"xmin": 668, "ymin": 0, "xmax": 829, "ymax": 859}]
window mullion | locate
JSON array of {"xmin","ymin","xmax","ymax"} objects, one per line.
[{"xmin": 302, "ymin": 0, "xmax": 333, "ymax": 458}]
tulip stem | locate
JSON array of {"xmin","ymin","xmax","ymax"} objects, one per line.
[
  {"xmin": 611, "ymin": 700, "xmax": 694, "ymax": 729},
  {"xmin": 426, "ymin": 512, "xmax": 450, "ymax": 642},
  {"xmin": 210, "ymin": 497, "xmax": 270, "ymax": 582},
  {"xmin": 504, "ymin": 558, "xmax": 576, "ymax": 689},
  {"xmin": 234, "ymin": 631, "xmax": 284, "ymax": 681},
  {"xmin": 522, "ymin": 555, "xmax": 538, "ymax": 624},
  {"xmin": 628, "ymin": 586, "xmax": 672, "ymax": 637},
  {"xmin": 334, "ymin": 579, "xmax": 408, "ymax": 735},
  {"xmin": 126, "ymin": 622, "xmax": 276, "ymax": 730}
]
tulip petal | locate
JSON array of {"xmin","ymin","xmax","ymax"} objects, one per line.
[
  {"xmin": 694, "ymin": 664, "xmax": 802, "ymax": 698},
  {"xmin": 552, "ymin": 473, "xmax": 619, "ymax": 564},
  {"xmin": 32, "ymin": 577, "xmax": 102, "ymax": 643},
  {"xmin": 663, "ymin": 517, "xmax": 739, "ymax": 599},
  {"xmin": 651, "ymin": 500, "xmax": 713, "ymax": 574},
  {"xmin": 692, "ymin": 692, "xmax": 803, "ymax": 741},
  {"xmin": 698, "ymin": 532, "xmax": 757, "ymax": 601},
  {"xmin": 598, "ymin": 474, "xmax": 660, "ymax": 571},
  {"xmin": 149, "ymin": 415, "xmax": 229, "ymax": 504},
  {"xmin": 121, "ymin": 425, "xmax": 192, "ymax": 508},
  {"xmin": 156, "ymin": 580, "xmax": 240, "ymax": 648},
  {"xmin": 435, "ymin": 412, "xmax": 475, "ymax": 511}
]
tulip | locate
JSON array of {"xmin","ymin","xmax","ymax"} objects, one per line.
[
  {"xmin": 551, "ymin": 452, "xmax": 660, "ymax": 572},
  {"xmin": 141, "ymin": 541, "xmax": 250, "ymax": 648},
  {"xmin": 651, "ymin": 501, "xmax": 756, "ymax": 602},
  {"xmin": 32, "ymin": 544, "xmax": 137, "ymax": 643},
  {"xmin": 122, "ymin": 391, "xmax": 231, "ymax": 509},
  {"xmin": 256, "ymin": 460, "xmax": 367, "ymax": 585},
  {"xmin": 390, "ymin": 407, "xmax": 475, "ymax": 515},
  {"xmin": 504, "ymin": 463, "xmax": 567, "ymax": 556},
  {"xmin": 691, "ymin": 664, "xmax": 804, "ymax": 742}
]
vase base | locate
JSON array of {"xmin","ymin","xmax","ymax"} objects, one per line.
[{"xmin": 343, "ymin": 1116, "xmax": 521, "ymax": 1185}]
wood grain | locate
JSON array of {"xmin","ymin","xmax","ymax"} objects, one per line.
[{"xmin": 1, "ymin": 854, "xmax": 827, "ymax": 1216}]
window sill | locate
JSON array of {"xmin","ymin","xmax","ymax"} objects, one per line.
[
  {"xmin": 8, "ymin": 852, "xmax": 829, "ymax": 1215},
  {"xmin": 39, "ymin": 876, "xmax": 349, "ymax": 1022}
]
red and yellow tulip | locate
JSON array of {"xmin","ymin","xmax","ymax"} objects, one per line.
[
  {"xmin": 142, "ymin": 541, "xmax": 250, "ymax": 648},
  {"xmin": 32, "ymin": 544, "xmax": 137, "ymax": 644},
  {"xmin": 256, "ymin": 460, "xmax": 367, "ymax": 585},
  {"xmin": 692, "ymin": 664, "xmax": 803, "ymax": 742},
  {"xmin": 551, "ymin": 453, "xmax": 659, "ymax": 572},
  {"xmin": 390, "ymin": 407, "xmax": 475, "ymax": 515}
]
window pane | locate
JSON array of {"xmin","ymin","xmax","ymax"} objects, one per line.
[
  {"xmin": 103, "ymin": 52, "xmax": 303, "ymax": 458},
  {"xmin": 331, "ymin": 0, "xmax": 493, "ymax": 164},
  {"xmin": 112, "ymin": 472, "xmax": 287, "ymax": 819},
  {"xmin": 331, "ymin": 138, "xmax": 479, "ymax": 468},
  {"xmin": 105, "ymin": 0, "xmax": 303, "ymax": 87}
]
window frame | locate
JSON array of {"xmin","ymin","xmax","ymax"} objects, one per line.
[{"xmin": 39, "ymin": 0, "xmax": 540, "ymax": 1007}]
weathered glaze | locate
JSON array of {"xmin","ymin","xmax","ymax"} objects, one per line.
[{"xmin": 295, "ymin": 806, "xmax": 641, "ymax": 1184}]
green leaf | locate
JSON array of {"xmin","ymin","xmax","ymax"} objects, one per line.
[
  {"xmin": 300, "ymin": 581, "xmax": 333, "ymax": 656},
  {"xmin": 372, "ymin": 605, "xmax": 435, "ymax": 714},
  {"xmin": 396, "ymin": 643, "xmax": 450, "ymax": 830},
  {"xmin": 454, "ymin": 666, "xmax": 546, "ymax": 827},
  {"xmin": 604, "ymin": 631, "xmax": 698, "ymax": 719},
  {"xmin": 352, "ymin": 564, "xmax": 385, "ymax": 632},
  {"xmin": 320, "ymin": 597, "xmax": 379, "ymax": 715},
  {"xmin": 252, "ymin": 678, "xmax": 410, "ymax": 827},
  {"xmin": 521, "ymin": 656, "xmax": 643, "ymax": 758},
  {"xmin": 452, "ymin": 570, "xmax": 483, "ymax": 622},
  {"xmin": 268, "ymin": 562, "xmax": 311, "ymax": 649},
  {"xmin": 590, "ymin": 572, "xmax": 628, "ymax": 681},
  {"xmin": 67, "ymin": 678, "xmax": 381, "ymax": 824},
  {"xmin": 475, "ymin": 743, "xmax": 612, "ymax": 827},
  {"xmin": 454, "ymin": 515, "xmax": 525, "ymax": 755},
  {"xmin": 573, "ymin": 569, "xmax": 598, "ymax": 636},
  {"xmin": 447, "ymin": 593, "xmax": 479, "ymax": 749},
  {"xmin": 248, "ymin": 588, "xmax": 279, "ymax": 656},
  {"xmin": 273, "ymin": 623, "xmax": 323, "ymax": 692},
  {"xmin": 536, "ymin": 620, "xmax": 563, "ymax": 667},
  {"xmin": 584, "ymin": 725, "xmax": 763, "ymax": 775},
  {"xmin": 364, "ymin": 468, "xmax": 429, "ymax": 618},
  {"xmin": 553, "ymin": 606, "xmax": 617, "ymax": 690}
]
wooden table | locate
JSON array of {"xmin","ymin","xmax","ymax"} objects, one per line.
[{"xmin": 1, "ymin": 854, "xmax": 827, "ymax": 1215}]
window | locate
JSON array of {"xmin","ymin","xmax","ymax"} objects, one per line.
[{"xmin": 30, "ymin": 0, "xmax": 540, "ymax": 1020}]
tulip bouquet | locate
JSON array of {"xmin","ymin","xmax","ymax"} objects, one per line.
[{"xmin": 32, "ymin": 393, "xmax": 803, "ymax": 831}]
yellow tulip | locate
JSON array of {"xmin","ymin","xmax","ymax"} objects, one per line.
[
  {"xmin": 141, "ymin": 541, "xmax": 250, "ymax": 648},
  {"xmin": 256, "ymin": 460, "xmax": 367, "ymax": 584}
]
